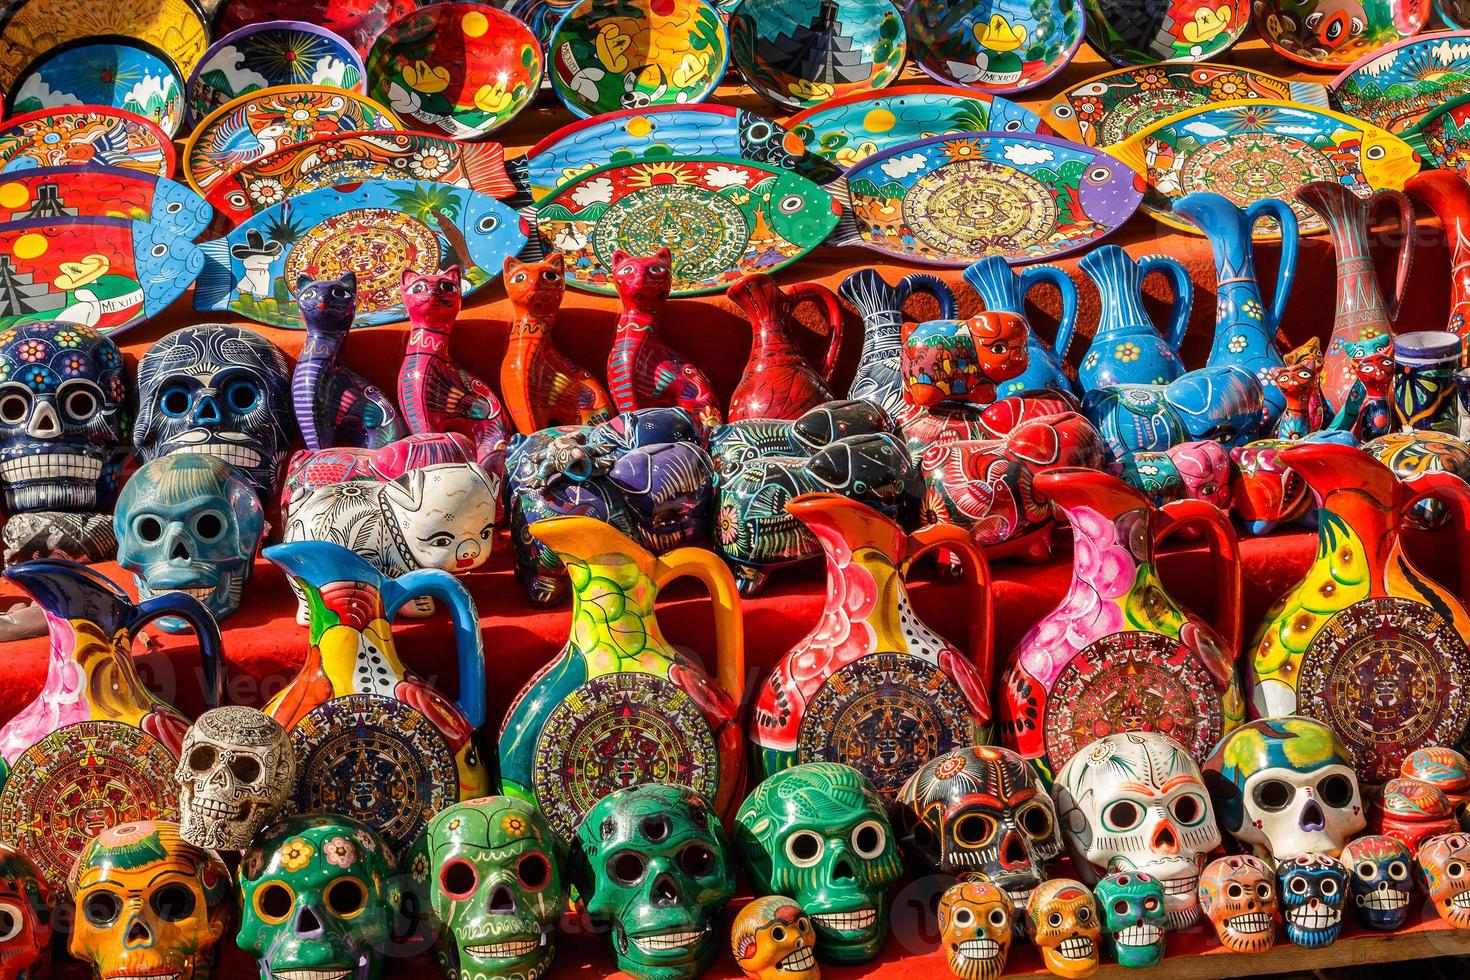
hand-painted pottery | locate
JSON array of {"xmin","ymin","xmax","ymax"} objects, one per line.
[
  {"xmin": 895, "ymin": 389, "xmax": 1085, "ymax": 475},
  {"xmin": 1418, "ymin": 832, "xmax": 1470, "ymax": 928},
  {"xmin": 1446, "ymin": 0, "xmax": 1470, "ymax": 25},
  {"xmin": 0, "ymin": 560, "xmax": 222, "ymax": 892},
  {"xmin": 1026, "ymin": 880, "xmax": 1101, "ymax": 979},
  {"xmin": 1400, "ymin": 94, "xmax": 1470, "ymax": 173},
  {"xmin": 0, "ymin": 847, "xmax": 51, "ymax": 980},
  {"xmin": 1276, "ymin": 855, "xmax": 1349, "ymax": 946},
  {"xmin": 730, "ymin": 0, "xmax": 906, "ymax": 111},
  {"xmin": 281, "ymin": 433, "xmax": 476, "ymax": 506},
  {"xmin": 194, "ymin": 181, "xmax": 525, "ymax": 327},
  {"xmin": 0, "ymin": 0, "xmax": 209, "ymax": 93},
  {"xmin": 1327, "ymin": 335, "xmax": 1394, "ymax": 440},
  {"xmin": 0, "ymin": 106, "xmax": 174, "ymax": 177},
  {"xmin": 1267, "ymin": 338, "xmax": 1327, "ymax": 441},
  {"xmin": 1081, "ymin": 365, "xmax": 1266, "ymax": 462},
  {"xmin": 175, "ymin": 706, "xmax": 296, "ymax": 850},
  {"xmin": 1406, "ymin": 171, "xmax": 1470, "ymax": 355},
  {"xmin": 1392, "ymin": 331, "xmax": 1462, "ymax": 432},
  {"xmin": 902, "ymin": 312, "xmax": 1030, "ymax": 408},
  {"xmin": 731, "ymin": 895, "xmax": 821, "ymax": 980},
  {"xmin": 1404, "ymin": 745, "xmax": 1470, "ymax": 808},
  {"xmin": 3, "ymin": 512, "xmax": 118, "ymax": 566},
  {"xmin": 728, "ymin": 274, "xmax": 841, "ymax": 422},
  {"xmin": 840, "ymin": 267, "xmax": 958, "ymax": 418},
  {"xmin": 1198, "ymin": 855, "xmax": 1279, "ymax": 953},
  {"xmin": 936, "ymin": 880, "xmax": 1012, "ymax": 980},
  {"xmin": 1364, "ymin": 429, "xmax": 1470, "ymax": 530},
  {"xmin": 1231, "ymin": 434, "xmax": 1355, "ymax": 535},
  {"xmin": 962, "ymin": 257, "xmax": 1077, "ymax": 398},
  {"xmin": 215, "ymin": 0, "xmax": 418, "ymax": 57},
  {"xmin": 1075, "ymin": 246, "xmax": 1190, "ymax": 391},
  {"xmin": 904, "ymin": 0, "xmax": 1082, "ymax": 94},
  {"xmin": 1082, "ymin": 0, "xmax": 1249, "ymax": 64},
  {"xmin": 0, "ymin": 165, "xmax": 210, "ymax": 239},
  {"xmin": 1254, "ymin": 0, "xmax": 1431, "ymax": 69},
  {"xmin": 1373, "ymin": 778, "xmax": 1459, "ymax": 852},
  {"xmin": 182, "ymin": 84, "xmax": 400, "ymax": 195},
  {"xmin": 188, "ymin": 21, "xmax": 365, "ymax": 125},
  {"xmin": 7, "ymin": 37, "xmax": 186, "ymax": 137},
  {"xmin": 834, "ymin": 133, "xmax": 1142, "ymax": 267},
  {"xmin": 1043, "ymin": 62, "xmax": 1330, "ymax": 148},
  {"xmin": 1119, "ymin": 440, "xmax": 1233, "ymax": 509},
  {"xmin": 1109, "ymin": 101, "xmax": 1421, "ymax": 237},
  {"xmin": 1329, "ymin": 32, "xmax": 1470, "ymax": 135},
  {"xmin": 530, "ymin": 157, "xmax": 840, "ymax": 296}
]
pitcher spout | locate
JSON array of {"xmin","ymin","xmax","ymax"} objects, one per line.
[
  {"xmin": 1034, "ymin": 467, "xmax": 1153, "ymax": 522},
  {"xmin": 527, "ymin": 514, "xmax": 655, "ymax": 569},
  {"xmin": 3, "ymin": 559, "xmax": 135, "ymax": 627},
  {"xmin": 1278, "ymin": 441, "xmax": 1398, "ymax": 507},
  {"xmin": 787, "ymin": 493, "xmax": 904, "ymax": 556}
]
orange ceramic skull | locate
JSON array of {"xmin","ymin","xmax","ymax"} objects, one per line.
[
  {"xmin": 731, "ymin": 895, "xmax": 819, "ymax": 980},
  {"xmin": 1418, "ymin": 833, "xmax": 1470, "ymax": 929},
  {"xmin": 1198, "ymin": 854, "xmax": 1279, "ymax": 953},
  {"xmin": 0, "ymin": 847, "xmax": 49, "ymax": 980},
  {"xmin": 937, "ymin": 880, "xmax": 1012, "ymax": 980},
  {"xmin": 1026, "ymin": 879, "xmax": 1099, "ymax": 979}
]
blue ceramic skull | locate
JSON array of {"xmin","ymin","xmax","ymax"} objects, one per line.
[
  {"xmin": 1276, "ymin": 855, "xmax": 1347, "ymax": 948},
  {"xmin": 1340, "ymin": 835, "xmax": 1412, "ymax": 931}
]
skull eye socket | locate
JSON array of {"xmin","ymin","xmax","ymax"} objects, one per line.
[
  {"xmin": 81, "ymin": 890, "xmax": 122, "ymax": 927},
  {"xmin": 851, "ymin": 820, "xmax": 887, "ymax": 859},
  {"xmin": 0, "ymin": 391, "xmax": 29, "ymax": 424},
  {"xmin": 1225, "ymin": 882, "xmax": 1244, "ymax": 899},
  {"xmin": 678, "ymin": 843, "xmax": 717, "ymax": 877},
  {"xmin": 150, "ymin": 882, "xmax": 196, "ymax": 922},
  {"xmin": 1320, "ymin": 877, "xmax": 1338, "ymax": 897},
  {"xmin": 785, "ymin": 831, "xmax": 824, "ymax": 868},
  {"xmin": 1077, "ymin": 905, "xmax": 1092, "ymax": 922},
  {"xmin": 1018, "ymin": 803, "xmax": 1054, "ymax": 840},
  {"xmin": 60, "ymin": 384, "xmax": 98, "ymax": 421},
  {"xmin": 1317, "ymin": 774, "xmax": 1355, "ymax": 808},
  {"xmin": 1388, "ymin": 861, "xmax": 1408, "ymax": 880},
  {"xmin": 1143, "ymin": 897, "xmax": 1159, "ymax": 912},
  {"xmin": 195, "ymin": 512, "xmax": 226, "ymax": 541},
  {"xmin": 159, "ymin": 383, "xmax": 193, "ymax": 418},
  {"xmin": 0, "ymin": 902, "xmax": 22, "ymax": 941},
  {"xmin": 325, "ymin": 877, "xmax": 367, "ymax": 918},
  {"xmin": 518, "ymin": 853, "xmax": 551, "ymax": 890},
  {"xmin": 953, "ymin": 907, "xmax": 974, "ymax": 927},
  {"xmin": 771, "ymin": 925, "xmax": 787, "ymax": 942},
  {"xmin": 254, "ymin": 882, "xmax": 294, "ymax": 923},
  {"xmin": 1449, "ymin": 861, "xmax": 1466, "ymax": 877},
  {"xmin": 230, "ymin": 755, "xmax": 261, "ymax": 783},
  {"xmin": 224, "ymin": 380, "xmax": 260, "ymax": 413},
  {"xmin": 1047, "ymin": 911, "xmax": 1063, "ymax": 928},
  {"xmin": 988, "ymin": 908, "xmax": 1008, "ymax": 927},
  {"xmin": 1252, "ymin": 778, "xmax": 1294, "ymax": 812},
  {"xmin": 135, "ymin": 516, "xmax": 164, "ymax": 542},
  {"xmin": 1112, "ymin": 899, "xmax": 1130, "ymax": 916},
  {"xmin": 1356, "ymin": 861, "xmax": 1376, "ymax": 879},
  {"xmin": 1255, "ymin": 882, "xmax": 1273, "ymax": 900},
  {"xmin": 1288, "ymin": 875, "xmax": 1308, "ymax": 895},
  {"xmin": 609, "ymin": 851, "xmax": 647, "ymax": 885},
  {"xmin": 954, "ymin": 814, "xmax": 996, "ymax": 847},
  {"xmin": 440, "ymin": 859, "xmax": 477, "ymax": 900},
  {"xmin": 1102, "ymin": 800, "xmax": 1144, "ymax": 832},
  {"xmin": 1170, "ymin": 793, "xmax": 1206, "ymax": 826},
  {"xmin": 187, "ymin": 743, "xmax": 217, "ymax": 771}
]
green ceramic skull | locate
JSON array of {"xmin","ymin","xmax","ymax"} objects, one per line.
[
  {"xmin": 570, "ymin": 784, "xmax": 734, "ymax": 980},
  {"xmin": 237, "ymin": 813, "xmax": 399, "ymax": 980},
  {"xmin": 1094, "ymin": 872, "xmax": 1167, "ymax": 969},
  {"xmin": 734, "ymin": 763, "xmax": 902, "ymax": 964},
  {"xmin": 408, "ymin": 797, "xmax": 566, "ymax": 980}
]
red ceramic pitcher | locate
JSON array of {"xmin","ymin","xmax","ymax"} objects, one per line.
[
  {"xmin": 1406, "ymin": 169, "xmax": 1470, "ymax": 366},
  {"xmin": 727, "ymin": 272, "xmax": 842, "ymax": 421}
]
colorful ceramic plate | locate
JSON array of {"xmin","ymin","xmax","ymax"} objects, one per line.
[
  {"xmin": 207, "ymin": 131, "xmax": 516, "ymax": 224},
  {"xmin": 1044, "ymin": 63, "xmax": 1331, "ymax": 147},
  {"xmin": 0, "ymin": 166, "xmax": 211, "ymax": 239},
  {"xmin": 1402, "ymin": 94, "xmax": 1470, "ymax": 172},
  {"xmin": 214, "ymin": 0, "xmax": 418, "ymax": 57},
  {"xmin": 549, "ymin": 0, "xmax": 729, "ymax": 118},
  {"xmin": 0, "ymin": 107, "xmax": 175, "ymax": 177},
  {"xmin": 1329, "ymin": 31, "xmax": 1470, "ymax": 134},
  {"xmin": 530, "ymin": 156, "xmax": 841, "ymax": 295},
  {"xmin": 1107, "ymin": 100, "xmax": 1422, "ymax": 236},
  {"xmin": 1082, "ymin": 0, "xmax": 1250, "ymax": 64},
  {"xmin": 0, "ymin": 0, "xmax": 210, "ymax": 92},
  {"xmin": 368, "ymin": 4, "xmax": 542, "ymax": 139},
  {"xmin": 187, "ymin": 22, "xmax": 366, "ymax": 124},
  {"xmin": 904, "ymin": 0, "xmax": 1082, "ymax": 94},
  {"xmin": 0, "ymin": 216, "xmax": 203, "ymax": 333},
  {"xmin": 182, "ymin": 85, "xmax": 402, "ymax": 196},
  {"xmin": 1253, "ymin": 0, "xmax": 1431, "ymax": 69},
  {"xmin": 195, "ymin": 181, "xmax": 526, "ymax": 327},
  {"xmin": 786, "ymin": 85, "xmax": 1052, "ymax": 169},
  {"xmin": 7, "ymin": 37, "xmax": 187, "ymax": 137},
  {"xmin": 524, "ymin": 105, "xmax": 839, "ymax": 202},
  {"xmin": 731, "ymin": 0, "xmax": 905, "ymax": 111},
  {"xmin": 830, "ymin": 132, "xmax": 1142, "ymax": 266}
]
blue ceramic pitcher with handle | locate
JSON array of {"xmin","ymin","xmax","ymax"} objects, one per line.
[
  {"xmin": 840, "ymin": 268, "xmax": 957, "ymax": 418},
  {"xmin": 1076, "ymin": 244, "xmax": 1192, "ymax": 391},
  {"xmin": 962, "ymin": 255, "xmax": 1078, "ymax": 398}
]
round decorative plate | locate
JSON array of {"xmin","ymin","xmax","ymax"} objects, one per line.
[
  {"xmin": 182, "ymin": 84, "xmax": 401, "ymax": 195},
  {"xmin": 904, "ymin": 0, "xmax": 1081, "ymax": 94},
  {"xmin": 1331, "ymin": 31, "xmax": 1470, "ymax": 135},
  {"xmin": 1253, "ymin": 0, "xmax": 1432, "ymax": 69},
  {"xmin": 1403, "ymin": 93, "xmax": 1470, "ymax": 173},
  {"xmin": 187, "ymin": 21, "xmax": 366, "ymax": 124},
  {"xmin": 731, "ymin": 0, "xmax": 904, "ymax": 111},
  {"xmin": 505, "ymin": 0, "xmax": 583, "ymax": 45},
  {"xmin": 549, "ymin": 0, "xmax": 729, "ymax": 118},
  {"xmin": 0, "ymin": 106, "xmax": 175, "ymax": 177},
  {"xmin": 0, "ymin": 0, "xmax": 209, "ymax": 92},
  {"xmin": 0, "ymin": 165, "xmax": 212, "ymax": 239},
  {"xmin": 214, "ymin": 0, "xmax": 418, "ymax": 57},
  {"xmin": 7, "ymin": 36, "xmax": 187, "ymax": 137},
  {"xmin": 1082, "ymin": 0, "xmax": 1249, "ymax": 64}
]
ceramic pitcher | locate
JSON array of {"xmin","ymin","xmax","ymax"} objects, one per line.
[
  {"xmin": 727, "ymin": 273, "xmax": 844, "ymax": 421},
  {"xmin": 0, "ymin": 560, "xmax": 223, "ymax": 891},
  {"xmin": 262, "ymin": 540, "xmax": 489, "ymax": 855},
  {"xmin": 1248, "ymin": 442, "xmax": 1470, "ymax": 784},
  {"xmin": 1000, "ymin": 469, "xmax": 1244, "ymax": 780},
  {"xmin": 840, "ymin": 268, "xmax": 957, "ymax": 418},
  {"xmin": 1076, "ymin": 245, "xmax": 1192, "ymax": 390},
  {"xmin": 498, "ymin": 516, "xmax": 745, "ymax": 844},
  {"xmin": 1406, "ymin": 170, "xmax": 1470, "ymax": 365},
  {"xmin": 962, "ymin": 255, "xmax": 1078, "ymax": 398}
]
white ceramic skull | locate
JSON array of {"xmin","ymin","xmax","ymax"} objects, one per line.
[
  {"xmin": 1053, "ymin": 733, "xmax": 1220, "ymax": 930},
  {"xmin": 175, "ymin": 706, "xmax": 296, "ymax": 850}
]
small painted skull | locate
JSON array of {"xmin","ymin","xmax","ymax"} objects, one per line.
[
  {"xmin": 1093, "ymin": 873, "xmax": 1166, "ymax": 969},
  {"xmin": 571, "ymin": 784, "xmax": 734, "ymax": 980},
  {"xmin": 730, "ymin": 896, "xmax": 819, "ymax": 980},
  {"xmin": 0, "ymin": 847, "xmax": 50, "ymax": 980},
  {"xmin": 1198, "ymin": 855, "xmax": 1278, "ymax": 954},
  {"xmin": 1276, "ymin": 854, "xmax": 1347, "ymax": 948},
  {"xmin": 175, "ymin": 706, "xmax": 295, "ymax": 851},
  {"xmin": 68, "ymin": 821, "xmax": 230, "ymax": 980},
  {"xmin": 1340, "ymin": 835, "xmax": 1412, "ymax": 931},
  {"xmin": 1025, "ymin": 879, "xmax": 1099, "ymax": 980},
  {"xmin": 1418, "ymin": 832, "xmax": 1470, "ymax": 929},
  {"xmin": 936, "ymin": 880, "xmax": 1011, "ymax": 980}
]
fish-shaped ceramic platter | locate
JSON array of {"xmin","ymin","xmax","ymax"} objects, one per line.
[
  {"xmin": 6, "ymin": 36, "xmax": 188, "ymax": 137},
  {"xmin": 0, "ymin": 107, "xmax": 176, "ymax": 177},
  {"xmin": 531, "ymin": 156, "xmax": 841, "ymax": 296},
  {"xmin": 0, "ymin": 0, "xmax": 210, "ymax": 91},
  {"xmin": 195, "ymin": 181, "xmax": 526, "ymax": 327},
  {"xmin": 1108, "ymin": 100, "xmax": 1422, "ymax": 237},
  {"xmin": 0, "ymin": 216, "xmax": 203, "ymax": 333},
  {"xmin": 1329, "ymin": 31, "xmax": 1470, "ymax": 134},
  {"xmin": 0, "ymin": 166, "xmax": 211, "ymax": 239},
  {"xmin": 214, "ymin": 0, "xmax": 417, "ymax": 57},
  {"xmin": 187, "ymin": 21, "xmax": 366, "ymax": 124},
  {"xmin": 831, "ymin": 133, "xmax": 1143, "ymax": 266},
  {"xmin": 1402, "ymin": 94, "xmax": 1470, "ymax": 173}
]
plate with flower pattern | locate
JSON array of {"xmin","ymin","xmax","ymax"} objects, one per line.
[
  {"xmin": 187, "ymin": 22, "xmax": 366, "ymax": 124},
  {"xmin": 1329, "ymin": 31, "xmax": 1470, "ymax": 134},
  {"xmin": 0, "ymin": 106, "xmax": 175, "ymax": 177},
  {"xmin": 7, "ymin": 36, "xmax": 187, "ymax": 137}
]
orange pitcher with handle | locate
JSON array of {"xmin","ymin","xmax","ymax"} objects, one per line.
[{"xmin": 727, "ymin": 272, "xmax": 843, "ymax": 421}]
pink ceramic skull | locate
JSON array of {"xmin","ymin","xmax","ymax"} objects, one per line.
[
  {"xmin": 1198, "ymin": 855, "xmax": 1278, "ymax": 953},
  {"xmin": 1419, "ymin": 832, "xmax": 1470, "ymax": 929}
]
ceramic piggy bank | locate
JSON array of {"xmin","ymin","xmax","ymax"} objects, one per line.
[
  {"xmin": 936, "ymin": 880, "xmax": 1011, "ymax": 980},
  {"xmin": 1374, "ymin": 777, "xmax": 1460, "ymax": 852},
  {"xmin": 1025, "ymin": 880, "xmax": 1100, "ymax": 979},
  {"xmin": 1340, "ymin": 835, "xmax": 1413, "ymax": 931},
  {"xmin": 1229, "ymin": 431, "xmax": 1359, "ymax": 534},
  {"xmin": 731, "ymin": 896, "xmax": 820, "ymax": 980},
  {"xmin": 0, "ymin": 848, "xmax": 50, "ymax": 980},
  {"xmin": 894, "ymin": 390, "xmax": 1085, "ymax": 470},
  {"xmin": 1082, "ymin": 365, "xmax": 1264, "ymax": 462},
  {"xmin": 1419, "ymin": 832, "xmax": 1470, "ymax": 929},
  {"xmin": 1198, "ymin": 855, "xmax": 1278, "ymax": 953},
  {"xmin": 1276, "ymin": 855, "xmax": 1348, "ymax": 948},
  {"xmin": 901, "ymin": 313, "xmax": 1029, "ymax": 408},
  {"xmin": 1119, "ymin": 440, "xmax": 1232, "ymax": 509}
]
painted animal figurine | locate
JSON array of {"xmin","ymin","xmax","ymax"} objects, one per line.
[
  {"xmin": 1082, "ymin": 365, "xmax": 1265, "ymax": 462},
  {"xmin": 605, "ymin": 248, "xmax": 723, "ymax": 429},
  {"xmin": 293, "ymin": 273, "xmax": 405, "ymax": 451},
  {"xmin": 500, "ymin": 253, "xmax": 614, "ymax": 433},
  {"xmin": 1120, "ymin": 440, "xmax": 1233, "ymax": 509},
  {"xmin": 1270, "ymin": 338, "xmax": 1326, "ymax": 441},
  {"xmin": 902, "ymin": 312, "xmax": 1030, "ymax": 408},
  {"xmin": 1330, "ymin": 335, "xmax": 1394, "ymax": 441},
  {"xmin": 397, "ymin": 266, "xmax": 513, "ymax": 476},
  {"xmin": 281, "ymin": 432, "xmax": 479, "ymax": 511}
]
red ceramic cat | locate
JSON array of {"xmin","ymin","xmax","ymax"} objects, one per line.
[{"xmin": 1270, "ymin": 338, "xmax": 1326, "ymax": 440}]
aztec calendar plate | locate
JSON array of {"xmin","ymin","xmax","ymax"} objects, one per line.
[
  {"xmin": 0, "ymin": 166, "xmax": 212, "ymax": 239},
  {"xmin": 1329, "ymin": 31, "xmax": 1470, "ymax": 134},
  {"xmin": 0, "ymin": 106, "xmax": 175, "ymax": 178}
]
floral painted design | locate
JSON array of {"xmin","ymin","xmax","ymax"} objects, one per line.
[
  {"xmin": 323, "ymin": 836, "xmax": 357, "ymax": 868},
  {"xmin": 280, "ymin": 837, "xmax": 315, "ymax": 872}
]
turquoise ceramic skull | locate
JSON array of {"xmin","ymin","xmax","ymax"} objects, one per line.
[{"xmin": 1093, "ymin": 872, "xmax": 1166, "ymax": 968}]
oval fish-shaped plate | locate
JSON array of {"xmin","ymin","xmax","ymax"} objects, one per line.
[
  {"xmin": 0, "ymin": 0, "xmax": 210, "ymax": 92},
  {"xmin": 786, "ymin": 85, "xmax": 1051, "ymax": 169},
  {"xmin": 525, "ymin": 105, "xmax": 839, "ymax": 203},
  {"xmin": 207, "ymin": 131, "xmax": 516, "ymax": 224},
  {"xmin": 1402, "ymin": 93, "xmax": 1470, "ymax": 173},
  {"xmin": 0, "ymin": 106, "xmax": 175, "ymax": 177},
  {"xmin": 0, "ymin": 166, "xmax": 211, "ymax": 239},
  {"xmin": 532, "ymin": 156, "xmax": 841, "ymax": 296},
  {"xmin": 1107, "ymin": 100, "xmax": 1422, "ymax": 236},
  {"xmin": 194, "ymin": 180, "xmax": 527, "ymax": 327},
  {"xmin": 1330, "ymin": 32, "xmax": 1470, "ymax": 135},
  {"xmin": 0, "ymin": 216, "xmax": 203, "ymax": 334},
  {"xmin": 183, "ymin": 85, "xmax": 402, "ymax": 196},
  {"xmin": 7, "ymin": 36, "xmax": 188, "ymax": 137},
  {"xmin": 830, "ymin": 132, "xmax": 1142, "ymax": 266},
  {"xmin": 187, "ymin": 21, "xmax": 367, "ymax": 124},
  {"xmin": 1045, "ymin": 63, "xmax": 1331, "ymax": 147}
]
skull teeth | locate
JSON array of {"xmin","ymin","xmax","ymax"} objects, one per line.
[
  {"xmin": 1286, "ymin": 907, "xmax": 1341, "ymax": 929},
  {"xmin": 1453, "ymin": 891, "xmax": 1470, "ymax": 909},
  {"xmin": 955, "ymin": 938, "xmax": 1000, "ymax": 959},
  {"xmin": 812, "ymin": 908, "xmax": 877, "ymax": 931},
  {"xmin": 464, "ymin": 938, "xmax": 542, "ymax": 958},
  {"xmin": 1358, "ymin": 891, "xmax": 1409, "ymax": 911},
  {"xmin": 1161, "ymin": 874, "xmax": 1199, "ymax": 895},
  {"xmin": 169, "ymin": 442, "xmax": 263, "ymax": 467},
  {"xmin": 0, "ymin": 453, "xmax": 101, "ymax": 483},
  {"xmin": 269, "ymin": 972, "xmax": 351, "ymax": 980},
  {"xmin": 1057, "ymin": 936, "xmax": 1094, "ymax": 959},
  {"xmin": 104, "ymin": 974, "xmax": 183, "ymax": 980},
  {"xmin": 631, "ymin": 928, "xmax": 708, "ymax": 952},
  {"xmin": 1225, "ymin": 912, "xmax": 1272, "ymax": 934},
  {"xmin": 142, "ymin": 584, "xmax": 217, "ymax": 601},
  {"xmin": 186, "ymin": 797, "xmax": 243, "ymax": 819},
  {"xmin": 777, "ymin": 947, "xmax": 816, "ymax": 971},
  {"xmin": 1116, "ymin": 923, "xmax": 1162, "ymax": 946}
]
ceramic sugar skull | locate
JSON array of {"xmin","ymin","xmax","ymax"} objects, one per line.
[
  {"xmin": 1025, "ymin": 880, "xmax": 1099, "ymax": 980},
  {"xmin": 0, "ymin": 848, "xmax": 50, "ymax": 980},
  {"xmin": 1198, "ymin": 855, "xmax": 1278, "ymax": 954},
  {"xmin": 410, "ymin": 797, "xmax": 566, "ymax": 980},
  {"xmin": 68, "ymin": 821, "xmax": 230, "ymax": 980},
  {"xmin": 237, "ymin": 814, "xmax": 399, "ymax": 980},
  {"xmin": 0, "ymin": 321, "xmax": 128, "ymax": 512},
  {"xmin": 730, "ymin": 896, "xmax": 819, "ymax": 980},
  {"xmin": 134, "ymin": 324, "xmax": 295, "ymax": 503},
  {"xmin": 1093, "ymin": 873, "xmax": 1166, "ymax": 969},
  {"xmin": 175, "ymin": 706, "xmax": 295, "ymax": 851},
  {"xmin": 1053, "ymin": 733, "xmax": 1220, "ymax": 929},
  {"xmin": 735, "ymin": 763, "xmax": 903, "ymax": 964},
  {"xmin": 1340, "ymin": 835, "xmax": 1412, "ymax": 931},
  {"xmin": 571, "ymin": 784, "xmax": 734, "ymax": 980},
  {"xmin": 936, "ymin": 880, "xmax": 1011, "ymax": 980},
  {"xmin": 1204, "ymin": 717, "xmax": 1365, "ymax": 861},
  {"xmin": 1418, "ymin": 832, "xmax": 1470, "ymax": 929},
  {"xmin": 1275, "ymin": 854, "xmax": 1347, "ymax": 948}
]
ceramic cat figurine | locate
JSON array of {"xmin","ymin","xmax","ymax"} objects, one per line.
[
  {"xmin": 501, "ymin": 253, "xmax": 614, "ymax": 433},
  {"xmin": 605, "ymin": 248, "xmax": 723, "ymax": 430},
  {"xmin": 397, "ymin": 266, "xmax": 512, "ymax": 476},
  {"xmin": 1270, "ymin": 338, "xmax": 1326, "ymax": 441},
  {"xmin": 1330, "ymin": 335, "xmax": 1394, "ymax": 441}
]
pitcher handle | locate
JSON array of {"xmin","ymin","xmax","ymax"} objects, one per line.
[
  {"xmin": 1375, "ymin": 189, "xmax": 1417, "ymax": 324},
  {"xmin": 902, "ymin": 523, "xmax": 995, "ymax": 697},
  {"xmin": 787, "ymin": 282, "xmax": 844, "ymax": 383},
  {"xmin": 382, "ymin": 569, "xmax": 487, "ymax": 729},
  {"xmin": 896, "ymin": 273, "xmax": 958, "ymax": 320},
  {"xmin": 1155, "ymin": 500, "xmax": 1244, "ymax": 663},
  {"xmin": 653, "ymin": 546, "xmax": 746, "ymax": 705},
  {"xmin": 1399, "ymin": 471, "xmax": 1470, "ymax": 610},
  {"xmin": 1245, "ymin": 198, "xmax": 1298, "ymax": 330},
  {"xmin": 1019, "ymin": 264, "xmax": 1079, "ymax": 360},
  {"xmin": 1138, "ymin": 254, "xmax": 1193, "ymax": 353},
  {"xmin": 127, "ymin": 593, "xmax": 225, "ymax": 711}
]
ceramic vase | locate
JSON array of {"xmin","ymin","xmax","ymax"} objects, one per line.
[
  {"xmin": 840, "ymin": 268, "xmax": 957, "ymax": 418},
  {"xmin": 1076, "ymin": 245, "xmax": 1191, "ymax": 390},
  {"xmin": 727, "ymin": 273, "xmax": 843, "ymax": 421},
  {"xmin": 1393, "ymin": 330, "xmax": 1461, "ymax": 432},
  {"xmin": 962, "ymin": 255, "xmax": 1079, "ymax": 398}
]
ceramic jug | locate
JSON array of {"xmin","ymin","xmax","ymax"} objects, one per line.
[
  {"xmin": 1172, "ymin": 192, "xmax": 1297, "ymax": 426},
  {"xmin": 498, "ymin": 516, "xmax": 745, "ymax": 844},
  {"xmin": 962, "ymin": 255, "xmax": 1078, "ymax": 398},
  {"xmin": 1406, "ymin": 170, "xmax": 1470, "ymax": 364},
  {"xmin": 1076, "ymin": 245, "xmax": 1192, "ymax": 390},
  {"xmin": 839, "ymin": 268, "xmax": 957, "ymax": 418},
  {"xmin": 727, "ymin": 273, "xmax": 843, "ymax": 421},
  {"xmin": 261, "ymin": 540, "xmax": 490, "ymax": 856},
  {"xmin": 0, "ymin": 560, "xmax": 223, "ymax": 892},
  {"xmin": 1298, "ymin": 180, "xmax": 1415, "ymax": 414},
  {"xmin": 1248, "ymin": 441, "xmax": 1470, "ymax": 784},
  {"xmin": 1000, "ymin": 469, "xmax": 1244, "ymax": 780},
  {"xmin": 751, "ymin": 493, "xmax": 993, "ymax": 802}
]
